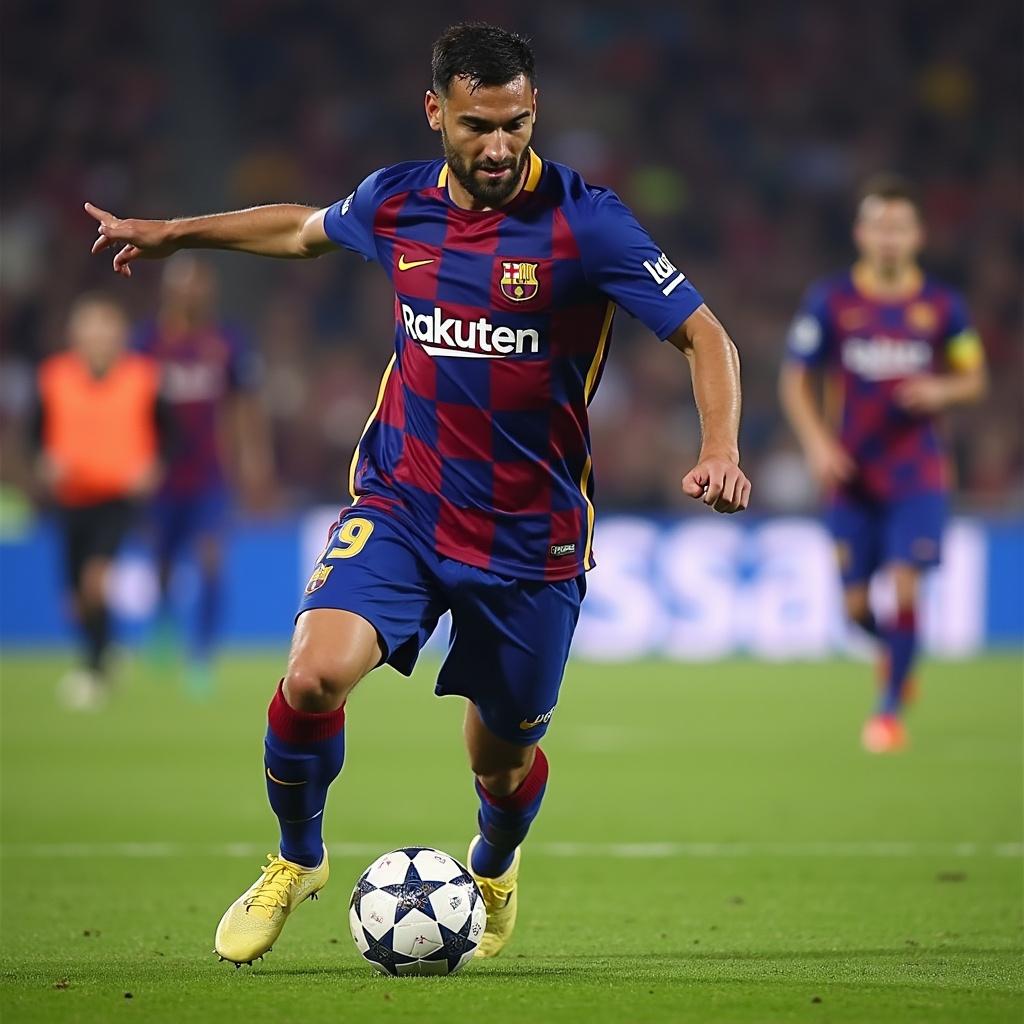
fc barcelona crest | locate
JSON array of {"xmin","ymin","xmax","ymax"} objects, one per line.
[
  {"xmin": 500, "ymin": 261, "xmax": 539, "ymax": 302},
  {"xmin": 304, "ymin": 563, "xmax": 334, "ymax": 595}
]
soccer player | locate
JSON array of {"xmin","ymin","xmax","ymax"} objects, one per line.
[
  {"xmin": 133, "ymin": 255, "xmax": 270, "ymax": 696},
  {"xmin": 780, "ymin": 176, "xmax": 986, "ymax": 754},
  {"xmin": 33, "ymin": 294, "xmax": 171, "ymax": 710},
  {"xmin": 86, "ymin": 23, "xmax": 750, "ymax": 965}
]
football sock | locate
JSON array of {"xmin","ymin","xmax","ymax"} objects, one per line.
[
  {"xmin": 192, "ymin": 566, "xmax": 221, "ymax": 663},
  {"xmin": 471, "ymin": 747, "xmax": 549, "ymax": 878},
  {"xmin": 880, "ymin": 607, "xmax": 917, "ymax": 716},
  {"xmin": 265, "ymin": 681, "xmax": 345, "ymax": 868},
  {"xmin": 81, "ymin": 601, "xmax": 110, "ymax": 675}
]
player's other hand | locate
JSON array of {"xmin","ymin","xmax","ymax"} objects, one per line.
[
  {"xmin": 681, "ymin": 455, "xmax": 751, "ymax": 514},
  {"xmin": 807, "ymin": 434, "xmax": 855, "ymax": 490},
  {"xmin": 84, "ymin": 203, "xmax": 178, "ymax": 278},
  {"xmin": 894, "ymin": 375, "xmax": 949, "ymax": 415}
]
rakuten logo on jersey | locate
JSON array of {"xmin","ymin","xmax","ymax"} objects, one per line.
[
  {"xmin": 842, "ymin": 336, "xmax": 932, "ymax": 380},
  {"xmin": 400, "ymin": 304, "xmax": 540, "ymax": 359}
]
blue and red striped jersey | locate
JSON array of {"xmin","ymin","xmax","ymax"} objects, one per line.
[
  {"xmin": 323, "ymin": 151, "xmax": 704, "ymax": 581},
  {"xmin": 134, "ymin": 320, "xmax": 260, "ymax": 497},
  {"xmin": 785, "ymin": 268, "xmax": 984, "ymax": 501}
]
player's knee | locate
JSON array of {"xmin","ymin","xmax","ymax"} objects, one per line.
[
  {"xmin": 844, "ymin": 588, "xmax": 871, "ymax": 625},
  {"xmin": 282, "ymin": 663, "xmax": 356, "ymax": 712},
  {"xmin": 471, "ymin": 747, "xmax": 534, "ymax": 796}
]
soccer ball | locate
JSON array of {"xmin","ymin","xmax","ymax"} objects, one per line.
[{"xmin": 349, "ymin": 847, "xmax": 486, "ymax": 976}]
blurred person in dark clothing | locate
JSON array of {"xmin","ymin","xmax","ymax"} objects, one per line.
[
  {"xmin": 133, "ymin": 256, "xmax": 272, "ymax": 697},
  {"xmin": 33, "ymin": 294, "xmax": 172, "ymax": 709}
]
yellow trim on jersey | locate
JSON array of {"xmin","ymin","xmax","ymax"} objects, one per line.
[
  {"xmin": 348, "ymin": 354, "xmax": 397, "ymax": 501},
  {"xmin": 436, "ymin": 149, "xmax": 541, "ymax": 195},
  {"xmin": 580, "ymin": 456, "xmax": 596, "ymax": 569},
  {"xmin": 523, "ymin": 149, "xmax": 543, "ymax": 192},
  {"xmin": 946, "ymin": 328, "xmax": 984, "ymax": 372},
  {"xmin": 584, "ymin": 302, "xmax": 616, "ymax": 404}
]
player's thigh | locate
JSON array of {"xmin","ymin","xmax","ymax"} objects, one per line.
[
  {"xmin": 826, "ymin": 496, "xmax": 881, "ymax": 586},
  {"xmin": 437, "ymin": 570, "xmax": 586, "ymax": 746},
  {"xmin": 294, "ymin": 511, "xmax": 447, "ymax": 687},
  {"xmin": 882, "ymin": 492, "xmax": 947, "ymax": 578}
]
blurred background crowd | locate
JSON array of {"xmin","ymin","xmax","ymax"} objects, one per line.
[{"xmin": 2, "ymin": 0, "xmax": 1021, "ymax": 519}]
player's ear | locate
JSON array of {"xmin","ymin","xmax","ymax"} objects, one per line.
[{"xmin": 425, "ymin": 90, "xmax": 443, "ymax": 133}]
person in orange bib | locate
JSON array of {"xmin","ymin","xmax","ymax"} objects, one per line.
[{"xmin": 32, "ymin": 294, "xmax": 173, "ymax": 709}]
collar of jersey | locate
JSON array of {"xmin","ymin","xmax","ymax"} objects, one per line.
[
  {"xmin": 851, "ymin": 262, "xmax": 925, "ymax": 305},
  {"xmin": 436, "ymin": 149, "xmax": 543, "ymax": 214}
]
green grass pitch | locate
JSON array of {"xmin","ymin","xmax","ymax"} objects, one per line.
[{"xmin": 1, "ymin": 652, "xmax": 1021, "ymax": 1023}]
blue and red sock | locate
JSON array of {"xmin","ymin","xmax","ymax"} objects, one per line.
[
  {"xmin": 471, "ymin": 747, "xmax": 549, "ymax": 878},
  {"xmin": 879, "ymin": 608, "xmax": 917, "ymax": 716},
  {"xmin": 265, "ymin": 682, "xmax": 345, "ymax": 868}
]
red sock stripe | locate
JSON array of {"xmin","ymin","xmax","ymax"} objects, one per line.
[
  {"xmin": 893, "ymin": 608, "xmax": 917, "ymax": 631},
  {"xmin": 478, "ymin": 747, "xmax": 549, "ymax": 811},
  {"xmin": 267, "ymin": 681, "xmax": 345, "ymax": 744}
]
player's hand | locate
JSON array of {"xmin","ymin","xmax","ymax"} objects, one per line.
[
  {"xmin": 807, "ymin": 434, "xmax": 855, "ymax": 490},
  {"xmin": 84, "ymin": 203, "xmax": 179, "ymax": 278},
  {"xmin": 894, "ymin": 375, "xmax": 949, "ymax": 415},
  {"xmin": 681, "ymin": 455, "xmax": 751, "ymax": 513}
]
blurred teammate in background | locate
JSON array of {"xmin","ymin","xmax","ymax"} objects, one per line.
[
  {"xmin": 33, "ymin": 294, "xmax": 172, "ymax": 710},
  {"xmin": 780, "ymin": 176, "xmax": 986, "ymax": 753},
  {"xmin": 85, "ymin": 22, "xmax": 749, "ymax": 968},
  {"xmin": 133, "ymin": 256, "xmax": 271, "ymax": 697}
]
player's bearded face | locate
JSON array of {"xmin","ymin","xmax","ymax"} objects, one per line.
[{"xmin": 440, "ymin": 124, "xmax": 531, "ymax": 206}]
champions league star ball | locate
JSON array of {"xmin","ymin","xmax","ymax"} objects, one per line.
[{"xmin": 349, "ymin": 847, "xmax": 486, "ymax": 976}]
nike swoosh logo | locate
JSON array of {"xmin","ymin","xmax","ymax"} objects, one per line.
[
  {"xmin": 398, "ymin": 255, "xmax": 435, "ymax": 271},
  {"xmin": 266, "ymin": 768, "xmax": 307, "ymax": 787}
]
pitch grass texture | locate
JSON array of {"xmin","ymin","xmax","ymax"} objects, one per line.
[{"xmin": 1, "ymin": 653, "xmax": 1021, "ymax": 1023}]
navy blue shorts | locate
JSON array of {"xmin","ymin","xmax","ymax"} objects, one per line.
[
  {"xmin": 151, "ymin": 487, "xmax": 230, "ymax": 560},
  {"xmin": 827, "ymin": 490, "xmax": 948, "ymax": 586},
  {"xmin": 297, "ymin": 509, "xmax": 586, "ymax": 745}
]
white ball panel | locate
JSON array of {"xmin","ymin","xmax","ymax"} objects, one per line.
[
  {"xmin": 396, "ymin": 957, "xmax": 451, "ymax": 976},
  {"xmin": 391, "ymin": 910, "xmax": 443, "ymax": 958},
  {"xmin": 428, "ymin": 882, "xmax": 473, "ymax": 930},
  {"xmin": 469, "ymin": 898, "xmax": 487, "ymax": 943},
  {"xmin": 411, "ymin": 848, "xmax": 464, "ymax": 883},
  {"xmin": 364, "ymin": 850, "xmax": 413, "ymax": 888},
  {"xmin": 357, "ymin": 889, "xmax": 399, "ymax": 940},
  {"xmin": 349, "ymin": 903, "xmax": 370, "ymax": 955}
]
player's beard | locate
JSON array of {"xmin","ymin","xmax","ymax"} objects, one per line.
[{"xmin": 441, "ymin": 127, "xmax": 530, "ymax": 208}]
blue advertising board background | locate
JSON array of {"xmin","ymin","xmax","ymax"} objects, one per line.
[{"xmin": 1, "ymin": 513, "xmax": 1021, "ymax": 654}]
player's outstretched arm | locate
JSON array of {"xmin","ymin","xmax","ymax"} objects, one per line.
[
  {"xmin": 778, "ymin": 361, "xmax": 856, "ymax": 489},
  {"xmin": 84, "ymin": 203, "xmax": 336, "ymax": 277},
  {"xmin": 668, "ymin": 305, "xmax": 751, "ymax": 514}
]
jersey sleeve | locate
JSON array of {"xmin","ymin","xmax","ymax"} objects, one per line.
[
  {"xmin": 322, "ymin": 168, "xmax": 385, "ymax": 262},
  {"xmin": 943, "ymin": 291, "xmax": 985, "ymax": 372},
  {"xmin": 784, "ymin": 283, "xmax": 834, "ymax": 368},
  {"xmin": 576, "ymin": 189, "xmax": 704, "ymax": 340}
]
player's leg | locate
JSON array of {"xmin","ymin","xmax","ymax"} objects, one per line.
[
  {"xmin": 437, "ymin": 567, "xmax": 585, "ymax": 956},
  {"xmin": 215, "ymin": 511, "xmax": 445, "ymax": 965},
  {"xmin": 872, "ymin": 490, "xmax": 946, "ymax": 733},
  {"xmin": 828, "ymin": 495, "xmax": 882, "ymax": 643}
]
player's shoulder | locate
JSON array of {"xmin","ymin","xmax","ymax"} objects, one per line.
[
  {"xmin": 539, "ymin": 158, "xmax": 624, "ymax": 214},
  {"xmin": 352, "ymin": 159, "xmax": 446, "ymax": 208},
  {"xmin": 811, "ymin": 269, "xmax": 856, "ymax": 299},
  {"xmin": 919, "ymin": 274, "xmax": 966, "ymax": 307}
]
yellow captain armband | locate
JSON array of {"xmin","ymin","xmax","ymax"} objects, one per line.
[{"xmin": 946, "ymin": 329, "xmax": 985, "ymax": 372}]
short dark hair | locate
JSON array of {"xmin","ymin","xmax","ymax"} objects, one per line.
[
  {"xmin": 857, "ymin": 173, "xmax": 921, "ymax": 214},
  {"xmin": 431, "ymin": 22, "xmax": 535, "ymax": 96}
]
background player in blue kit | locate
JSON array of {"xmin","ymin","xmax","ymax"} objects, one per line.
[
  {"xmin": 134, "ymin": 256, "xmax": 272, "ymax": 696},
  {"xmin": 85, "ymin": 23, "xmax": 750, "ymax": 966},
  {"xmin": 780, "ymin": 176, "xmax": 987, "ymax": 754}
]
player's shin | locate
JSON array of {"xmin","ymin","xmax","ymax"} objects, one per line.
[
  {"xmin": 472, "ymin": 747, "xmax": 549, "ymax": 877},
  {"xmin": 880, "ymin": 608, "xmax": 917, "ymax": 715},
  {"xmin": 264, "ymin": 682, "xmax": 345, "ymax": 868}
]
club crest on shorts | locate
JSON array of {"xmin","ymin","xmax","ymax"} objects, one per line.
[
  {"xmin": 500, "ymin": 260, "xmax": 539, "ymax": 302},
  {"xmin": 305, "ymin": 564, "xmax": 334, "ymax": 594}
]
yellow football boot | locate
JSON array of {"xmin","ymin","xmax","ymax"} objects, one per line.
[
  {"xmin": 467, "ymin": 835, "xmax": 520, "ymax": 958},
  {"xmin": 214, "ymin": 846, "xmax": 329, "ymax": 965}
]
